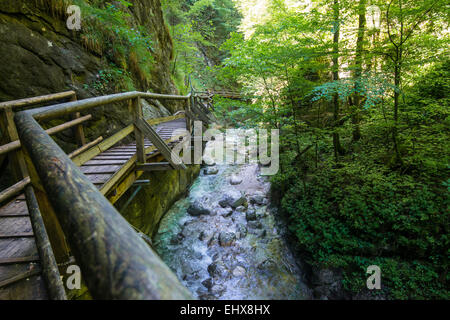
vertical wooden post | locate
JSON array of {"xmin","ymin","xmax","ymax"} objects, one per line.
[
  {"xmin": 22, "ymin": 147, "xmax": 71, "ymax": 262},
  {"xmin": 0, "ymin": 107, "xmax": 29, "ymax": 181},
  {"xmin": 71, "ymin": 95, "xmax": 86, "ymax": 147},
  {"xmin": 1, "ymin": 106, "xmax": 70, "ymax": 263},
  {"xmin": 133, "ymin": 97, "xmax": 146, "ymax": 164},
  {"xmin": 186, "ymin": 97, "xmax": 192, "ymax": 134}
]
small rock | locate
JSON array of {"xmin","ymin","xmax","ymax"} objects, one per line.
[
  {"xmin": 237, "ymin": 224, "xmax": 247, "ymax": 238},
  {"xmin": 187, "ymin": 201, "xmax": 211, "ymax": 216},
  {"xmin": 198, "ymin": 293, "xmax": 216, "ymax": 300},
  {"xmin": 218, "ymin": 190, "xmax": 247, "ymax": 208},
  {"xmin": 219, "ymin": 232, "xmax": 236, "ymax": 247},
  {"xmin": 247, "ymin": 221, "xmax": 262, "ymax": 229},
  {"xmin": 230, "ymin": 176, "xmax": 243, "ymax": 185},
  {"xmin": 208, "ymin": 262, "xmax": 227, "ymax": 277},
  {"xmin": 217, "ymin": 207, "xmax": 233, "ymax": 217},
  {"xmin": 257, "ymin": 259, "xmax": 277, "ymax": 272},
  {"xmin": 207, "ymin": 233, "xmax": 218, "ymax": 247},
  {"xmin": 202, "ymin": 278, "xmax": 214, "ymax": 290},
  {"xmin": 232, "ymin": 266, "xmax": 246, "ymax": 277},
  {"xmin": 218, "ymin": 199, "xmax": 229, "ymax": 208},
  {"xmin": 170, "ymin": 233, "xmax": 184, "ymax": 245},
  {"xmin": 235, "ymin": 206, "xmax": 246, "ymax": 212},
  {"xmin": 246, "ymin": 209, "xmax": 257, "ymax": 221},
  {"xmin": 211, "ymin": 284, "xmax": 225, "ymax": 295},
  {"xmin": 231, "ymin": 196, "xmax": 247, "ymax": 208},
  {"xmin": 204, "ymin": 167, "xmax": 219, "ymax": 175},
  {"xmin": 250, "ymin": 191, "xmax": 266, "ymax": 205}
]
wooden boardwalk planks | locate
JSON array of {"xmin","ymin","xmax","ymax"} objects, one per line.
[
  {"xmin": 0, "ymin": 196, "xmax": 47, "ymax": 300},
  {"xmin": 0, "ymin": 117, "xmax": 189, "ymax": 299}
]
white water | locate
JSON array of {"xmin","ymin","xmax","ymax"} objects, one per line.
[{"xmin": 154, "ymin": 141, "xmax": 311, "ymax": 300}]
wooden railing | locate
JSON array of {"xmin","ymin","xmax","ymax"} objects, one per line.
[
  {"xmin": 0, "ymin": 88, "xmax": 215, "ymax": 299},
  {"xmin": 0, "ymin": 91, "xmax": 80, "ymax": 300},
  {"xmin": 6, "ymin": 90, "xmax": 203, "ymax": 300}
]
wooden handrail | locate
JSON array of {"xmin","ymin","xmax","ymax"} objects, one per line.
[
  {"xmin": 0, "ymin": 177, "xmax": 31, "ymax": 204},
  {"xmin": 28, "ymin": 91, "xmax": 190, "ymax": 121},
  {"xmin": 14, "ymin": 110, "xmax": 193, "ymax": 300},
  {"xmin": 0, "ymin": 114, "xmax": 92, "ymax": 156},
  {"xmin": 4, "ymin": 90, "xmax": 202, "ymax": 299},
  {"xmin": 0, "ymin": 91, "xmax": 76, "ymax": 111},
  {"xmin": 68, "ymin": 136, "xmax": 103, "ymax": 159}
]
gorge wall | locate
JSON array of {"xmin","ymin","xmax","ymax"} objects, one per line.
[{"xmin": 0, "ymin": 0, "xmax": 183, "ymax": 181}]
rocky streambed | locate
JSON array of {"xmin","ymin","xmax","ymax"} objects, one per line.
[{"xmin": 154, "ymin": 142, "xmax": 312, "ymax": 300}]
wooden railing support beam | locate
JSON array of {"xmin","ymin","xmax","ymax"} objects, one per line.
[
  {"xmin": 70, "ymin": 94, "xmax": 87, "ymax": 147},
  {"xmin": 0, "ymin": 114, "xmax": 92, "ymax": 156},
  {"xmin": 136, "ymin": 162, "xmax": 174, "ymax": 171},
  {"xmin": 0, "ymin": 107, "xmax": 29, "ymax": 182},
  {"xmin": 135, "ymin": 118, "xmax": 186, "ymax": 170},
  {"xmin": 132, "ymin": 97, "xmax": 146, "ymax": 164},
  {"xmin": 24, "ymin": 185, "xmax": 67, "ymax": 300}
]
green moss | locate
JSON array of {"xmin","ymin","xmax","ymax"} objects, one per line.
[{"xmin": 117, "ymin": 165, "xmax": 200, "ymax": 239}]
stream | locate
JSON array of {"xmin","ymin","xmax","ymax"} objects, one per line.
[{"xmin": 154, "ymin": 140, "xmax": 312, "ymax": 300}]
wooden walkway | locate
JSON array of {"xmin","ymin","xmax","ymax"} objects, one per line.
[
  {"xmin": 0, "ymin": 195, "xmax": 47, "ymax": 299},
  {"xmin": 0, "ymin": 117, "xmax": 188, "ymax": 300}
]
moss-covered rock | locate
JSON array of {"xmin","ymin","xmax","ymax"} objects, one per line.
[{"xmin": 116, "ymin": 165, "xmax": 200, "ymax": 239}]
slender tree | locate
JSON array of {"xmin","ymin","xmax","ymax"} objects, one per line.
[
  {"xmin": 332, "ymin": 0, "xmax": 345, "ymax": 159},
  {"xmin": 350, "ymin": 0, "xmax": 367, "ymax": 142}
]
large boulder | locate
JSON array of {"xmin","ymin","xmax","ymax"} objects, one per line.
[
  {"xmin": 217, "ymin": 207, "xmax": 233, "ymax": 217},
  {"xmin": 230, "ymin": 175, "xmax": 243, "ymax": 185},
  {"xmin": 232, "ymin": 266, "xmax": 246, "ymax": 277},
  {"xmin": 236, "ymin": 224, "xmax": 247, "ymax": 239},
  {"xmin": 219, "ymin": 232, "xmax": 236, "ymax": 247},
  {"xmin": 204, "ymin": 167, "xmax": 219, "ymax": 175},
  {"xmin": 149, "ymin": 98, "xmax": 172, "ymax": 117},
  {"xmin": 187, "ymin": 200, "xmax": 211, "ymax": 216},
  {"xmin": 142, "ymin": 99, "xmax": 163, "ymax": 119},
  {"xmin": 218, "ymin": 190, "xmax": 247, "ymax": 208},
  {"xmin": 207, "ymin": 261, "xmax": 227, "ymax": 277},
  {"xmin": 246, "ymin": 209, "xmax": 257, "ymax": 221},
  {"xmin": 249, "ymin": 191, "xmax": 266, "ymax": 205}
]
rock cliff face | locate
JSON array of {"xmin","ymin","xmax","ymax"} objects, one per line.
[
  {"xmin": 0, "ymin": 0, "xmax": 183, "ymax": 186},
  {"xmin": 0, "ymin": 0, "xmax": 176, "ymax": 101}
]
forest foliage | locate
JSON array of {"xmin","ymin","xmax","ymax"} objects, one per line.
[
  {"xmin": 212, "ymin": 0, "xmax": 449, "ymax": 299},
  {"xmin": 39, "ymin": 0, "xmax": 449, "ymax": 299}
]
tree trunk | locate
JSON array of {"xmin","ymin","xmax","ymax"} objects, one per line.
[
  {"xmin": 332, "ymin": 0, "xmax": 344, "ymax": 160},
  {"xmin": 351, "ymin": 0, "xmax": 366, "ymax": 142},
  {"xmin": 392, "ymin": 54, "xmax": 403, "ymax": 165}
]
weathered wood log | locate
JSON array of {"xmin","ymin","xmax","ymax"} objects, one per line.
[
  {"xmin": 0, "ymin": 177, "xmax": 31, "ymax": 204},
  {"xmin": 0, "ymin": 268, "xmax": 41, "ymax": 289},
  {"xmin": 28, "ymin": 92, "xmax": 190, "ymax": 121},
  {"xmin": 24, "ymin": 185, "xmax": 67, "ymax": 300},
  {"xmin": 0, "ymin": 107, "xmax": 29, "ymax": 181},
  {"xmin": 14, "ymin": 110, "xmax": 193, "ymax": 300},
  {"xmin": 136, "ymin": 162, "xmax": 174, "ymax": 171},
  {"xmin": 133, "ymin": 97, "xmax": 146, "ymax": 164},
  {"xmin": 0, "ymin": 255, "xmax": 39, "ymax": 265},
  {"xmin": 0, "ymin": 91, "xmax": 76, "ymax": 111},
  {"xmin": 68, "ymin": 136, "xmax": 103, "ymax": 159}
]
